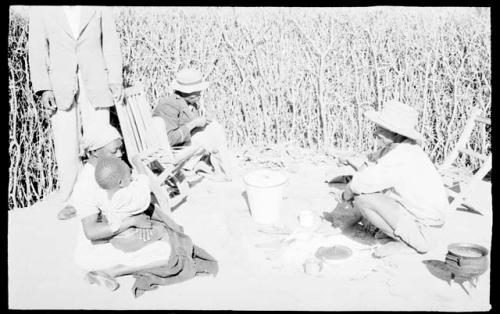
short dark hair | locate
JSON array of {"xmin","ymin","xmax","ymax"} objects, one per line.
[{"xmin": 95, "ymin": 156, "xmax": 129, "ymax": 190}]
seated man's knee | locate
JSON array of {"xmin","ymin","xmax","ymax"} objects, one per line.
[
  {"xmin": 152, "ymin": 116, "xmax": 166, "ymax": 130},
  {"xmin": 393, "ymin": 217, "xmax": 431, "ymax": 254},
  {"xmin": 353, "ymin": 194, "xmax": 376, "ymax": 211}
]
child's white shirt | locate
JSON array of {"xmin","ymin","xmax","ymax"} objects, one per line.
[{"xmin": 105, "ymin": 173, "xmax": 151, "ymax": 232}]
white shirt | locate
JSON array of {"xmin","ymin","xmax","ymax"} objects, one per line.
[
  {"xmin": 63, "ymin": 6, "xmax": 81, "ymax": 39},
  {"xmin": 349, "ymin": 140, "xmax": 450, "ymax": 226},
  {"xmin": 105, "ymin": 174, "xmax": 151, "ymax": 232}
]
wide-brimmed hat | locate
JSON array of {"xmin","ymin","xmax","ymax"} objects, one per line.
[
  {"xmin": 170, "ymin": 68, "xmax": 209, "ymax": 94},
  {"xmin": 364, "ymin": 100, "xmax": 423, "ymax": 145}
]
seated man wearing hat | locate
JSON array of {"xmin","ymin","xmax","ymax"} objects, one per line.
[
  {"xmin": 339, "ymin": 101, "xmax": 450, "ymax": 258},
  {"xmin": 152, "ymin": 68, "xmax": 233, "ymax": 181}
]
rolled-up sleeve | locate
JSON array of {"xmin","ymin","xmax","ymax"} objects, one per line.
[
  {"xmin": 349, "ymin": 148, "xmax": 404, "ymax": 194},
  {"xmin": 153, "ymin": 98, "xmax": 191, "ymax": 146}
]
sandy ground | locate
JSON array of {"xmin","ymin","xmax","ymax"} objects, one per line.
[{"xmin": 8, "ymin": 148, "xmax": 492, "ymax": 310}]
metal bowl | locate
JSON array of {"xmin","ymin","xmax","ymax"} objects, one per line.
[
  {"xmin": 315, "ymin": 245, "xmax": 352, "ymax": 263},
  {"xmin": 448, "ymin": 243, "xmax": 489, "ymax": 258},
  {"xmin": 445, "ymin": 243, "xmax": 489, "ymax": 277}
]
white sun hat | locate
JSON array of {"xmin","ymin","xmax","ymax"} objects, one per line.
[
  {"xmin": 82, "ymin": 123, "xmax": 122, "ymax": 152},
  {"xmin": 170, "ymin": 68, "xmax": 209, "ymax": 94},
  {"xmin": 364, "ymin": 100, "xmax": 423, "ymax": 145}
]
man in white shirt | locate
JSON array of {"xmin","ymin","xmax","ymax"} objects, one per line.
[
  {"xmin": 340, "ymin": 101, "xmax": 450, "ymax": 258},
  {"xmin": 28, "ymin": 6, "xmax": 123, "ymax": 220}
]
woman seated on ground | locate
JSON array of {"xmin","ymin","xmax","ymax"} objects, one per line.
[
  {"xmin": 340, "ymin": 101, "xmax": 450, "ymax": 258},
  {"xmin": 151, "ymin": 68, "xmax": 233, "ymax": 181},
  {"xmin": 71, "ymin": 123, "xmax": 172, "ymax": 291}
]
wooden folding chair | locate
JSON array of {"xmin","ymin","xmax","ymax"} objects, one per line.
[
  {"xmin": 115, "ymin": 83, "xmax": 204, "ymax": 214},
  {"xmin": 439, "ymin": 107, "xmax": 491, "ymax": 213}
]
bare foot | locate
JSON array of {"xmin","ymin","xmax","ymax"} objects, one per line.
[
  {"xmin": 57, "ymin": 205, "xmax": 76, "ymax": 220},
  {"xmin": 85, "ymin": 271, "xmax": 120, "ymax": 291},
  {"xmin": 375, "ymin": 230, "xmax": 394, "ymax": 240},
  {"xmin": 373, "ymin": 240, "xmax": 418, "ymax": 258},
  {"xmin": 374, "ymin": 230, "xmax": 393, "ymax": 245}
]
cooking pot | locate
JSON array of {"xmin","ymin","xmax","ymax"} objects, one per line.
[{"xmin": 445, "ymin": 243, "xmax": 489, "ymax": 278}]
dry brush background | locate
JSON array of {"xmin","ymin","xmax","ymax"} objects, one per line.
[{"xmin": 8, "ymin": 6, "xmax": 491, "ymax": 209}]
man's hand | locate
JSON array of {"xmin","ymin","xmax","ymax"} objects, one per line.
[
  {"xmin": 339, "ymin": 155, "xmax": 368, "ymax": 171},
  {"xmin": 130, "ymin": 154, "xmax": 143, "ymax": 171},
  {"xmin": 324, "ymin": 166, "xmax": 354, "ymax": 183},
  {"xmin": 109, "ymin": 83, "xmax": 123, "ymax": 105},
  {"xmin": 203, "ymin": 109, "xmax": 217, "ymax": 123},
  {"xmin": 342, "ymin": 185, "xmax": 355, "ymax": 202},
  {"xmin": 137, "ymin": 227, "xmax": 152, "ymax": 242},
  {"xmin": 188, "ymin": 116, "xmax": 207, "ymax": 130},
  {"xmin": 41, "ymin": 90, "xmax": 57, "ymax": 115}
]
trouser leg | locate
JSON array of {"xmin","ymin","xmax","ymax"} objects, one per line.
[
  {"xmin": 61, "ymin": 82, "xmax": 109, "ymax": 204},
  {"xmin": 78, "ymin": 85, "xmax": 110, "ymax": 142},
  {"xmin": 51, "ymin": 105, "xmax": 80, "ymax": 203}
]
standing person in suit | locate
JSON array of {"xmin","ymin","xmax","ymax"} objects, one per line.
[{"xmin": 28, "ymin": 6, "xmax": 123, "ymax": 219}]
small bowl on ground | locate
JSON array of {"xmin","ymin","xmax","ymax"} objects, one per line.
[
  {"xmin": 315, "ymin": 245, "xmax": 353, "ymax": 264},
  {"xmin": 445, "ymin": 243, "xmax": 489, "ymax": 277}
]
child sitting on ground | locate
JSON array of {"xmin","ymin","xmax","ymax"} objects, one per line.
[{"xmin": 94, "ymin": 156, "xmax": 165, "ymax": 252}]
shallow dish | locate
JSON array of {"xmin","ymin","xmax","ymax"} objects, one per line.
[{"xmin": 315, "ymin": 245, "xmax": 353, "ymax": 263}]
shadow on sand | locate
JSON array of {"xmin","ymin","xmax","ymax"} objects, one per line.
[
  {"xmin": 321, "ymin": 199, "xmax": 378, "ymax": 247},
  {"xmin": 241, "ymin": 191, "xmax": 252, "ymax": 216},
  {"xmin": 422, "ymin": 259, "xmax": 482, "ymax": 295}
]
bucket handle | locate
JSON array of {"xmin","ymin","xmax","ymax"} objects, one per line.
[{"xmin": 446, "ymin": 253, "xmax": 462, "ymax": 266}]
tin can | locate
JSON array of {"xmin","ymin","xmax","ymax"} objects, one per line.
[{"xmin": 303, "ymin": 258, "xmax": 323, "ymax": 275}]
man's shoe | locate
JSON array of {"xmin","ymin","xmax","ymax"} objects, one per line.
[
  {"xmin": 85, "ymin": 271, "xmax": 120, "ymax": 291},
  {"xmin": 57, "ymin": 205, "xmax": 77, "ymax": 220}
]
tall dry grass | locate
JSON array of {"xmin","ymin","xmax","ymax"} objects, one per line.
[{"xmin": 8, "ymin": 6, "xmax": 491, "ymax": 209}]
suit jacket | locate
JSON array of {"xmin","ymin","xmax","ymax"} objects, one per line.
[
  {"xmin": 152, "ymin": 94, "xmax": 201, "ymax": 146},
  {"xmin": 28, "ymin": 6, "xmax": 123, "ymax": 110}
]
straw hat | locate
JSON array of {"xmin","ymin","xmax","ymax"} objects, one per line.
[
  {"xmin": 364, "ymin": 100, "xmax": 423, "ymax": 144},
  {"xmin": 170, "ymin": 68, "xmax": 209, "ymax": 94}
]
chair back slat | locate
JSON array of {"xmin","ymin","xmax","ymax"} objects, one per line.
[
  {"xmin": 116, "ymin": 91, "xmax": 140, "ymax": 164},
  {"xmin": 127, "ymin": 92, "xmax": 150, "ymax": 150},
  {"xmin": 118, "ymin": 84, "xmax": 178, "ymax": 166},
  {"xmin": 117, "ymin": 84, "xmax": 156, "ymax": 164}
]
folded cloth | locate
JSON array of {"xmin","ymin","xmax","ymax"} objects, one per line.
[{"xmin": 131, "ymin": 211, "xmax": 219, "ymax": 297}]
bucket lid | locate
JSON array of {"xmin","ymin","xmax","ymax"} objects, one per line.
[{"xmin": 244, "ymin": 169, "xmax": 288, "ymax": 188}]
